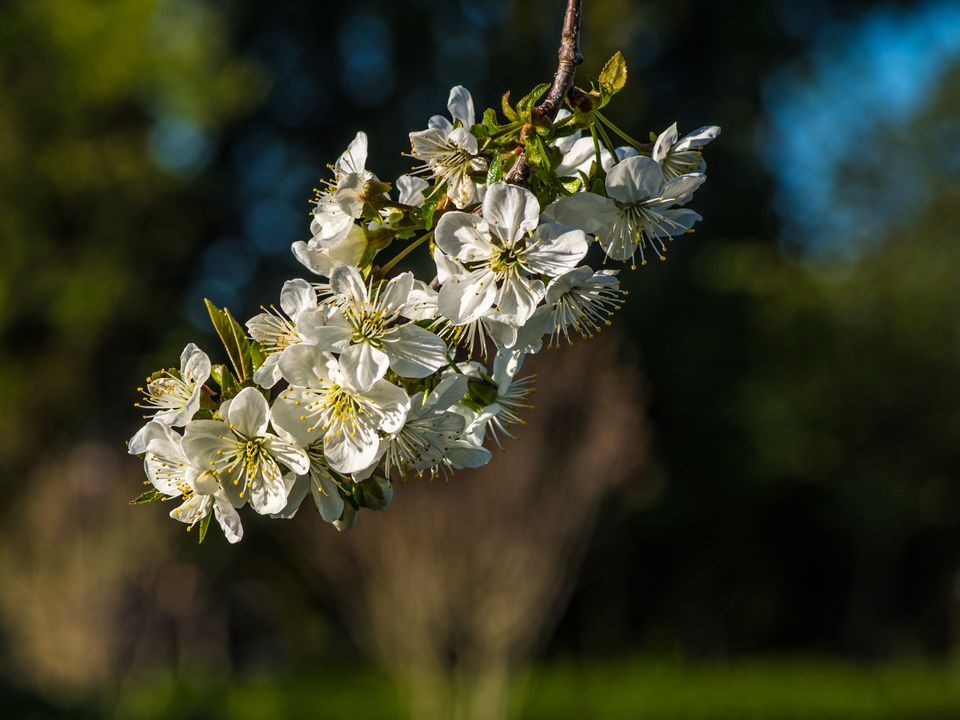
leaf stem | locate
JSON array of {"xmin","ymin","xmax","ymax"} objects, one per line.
[
  {"xmin": 596, "ymin": 111, "xmax": 653, "ymax": 153},
  {"xmin": 378, "ymin": 231, "xmax": 433, "ymax": 276}
]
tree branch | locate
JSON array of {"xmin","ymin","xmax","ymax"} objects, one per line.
[
  {"xmin": 533, "ymin": 0, "xmax": 584, "ymax": 124},
  {"xmin": 505, "ymin": 0, "xmax": 584, "ymax": 185}
]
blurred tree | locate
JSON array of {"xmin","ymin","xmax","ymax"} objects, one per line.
[
  {"xmin": 0, "ymin": 0, "xmax": 263, "ymax": 480},
  {"xmin": 288, "ymin": 339, "xmax": 652, "ymax": 720}
]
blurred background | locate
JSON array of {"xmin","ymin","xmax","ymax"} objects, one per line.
[{"xmin": 1, "ymin": 0, "xmax": 958, "ymax": 717}]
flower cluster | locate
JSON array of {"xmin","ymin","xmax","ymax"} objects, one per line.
[{"xmin": 127, "ymin": 52, "xmax": 719, "ymax": 542}]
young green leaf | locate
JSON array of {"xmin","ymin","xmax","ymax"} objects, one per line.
[
  {"xmin": 210, "ymin": 363, "xmax": 239, "ymax": 399},
  {"xmin": 205, "ymin": 299, "xmax": 254, "ymax": 382},
  {"xmin": 599, "ymin": 51, "xmax": 628, "ymax": 96},
  {"xmin": 486, "ymin": 154, "xmax": 504, "ymax": 184},
  {"xmin": 482, "ymin": 107, "xmax": 500, "ymax": 134},
  {"xmin": 130, "ymin": 488, "xmax": 166, "ymax": 505},
  {"xmin": 197, "ymin": 513, "xmax": 212, "ymax": 544},
  {"xmin": 516, "ymin": 82, "xmax": 551, "ymax": 121},
  {"xmin": 501, "ymin": 91, "xmax": 519, "ymax": 122}
]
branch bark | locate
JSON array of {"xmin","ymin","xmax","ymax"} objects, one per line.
[
  {"xmin": 533, "ymin": 0, "xmax": 584, "ymax": 124},
  {"xmin": 505, "ymin": 0, "xmax": 584, "ymax": 184}
]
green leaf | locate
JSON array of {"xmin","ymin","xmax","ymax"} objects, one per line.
[
  {"xmin": 501, "ymin": 91, "xmax": 519, "ymax": 122},
  {"xmin": 421, "ymin": 200, "xmax": 438, "ymax": 231},
  {"xmin": 130, "ymin": 488, "xmax": 166, "ymax": 505},
  {"xmin": 205, "ymin": 299, "xmax": 254, "ymax": 382},
  {"xmin": 197, "ymin": 513, "xmax": 212, "ymax": 544},
  {"xmin": 486, "ymin": 154, "xmax": 503, "ymax": 185},
  {"xmin": 599, "ymin": 51, "xmax": 628, "ymax": 96},
  {"xmin": 516, "ymin": 82, "xmax": 551, "ymax": 121}
]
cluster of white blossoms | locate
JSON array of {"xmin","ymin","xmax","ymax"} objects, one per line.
[{"xmin": 128, "ymin": 52, "xmax": 719, "ymax": 542}]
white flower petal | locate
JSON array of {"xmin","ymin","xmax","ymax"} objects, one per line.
[
  {"xmin": 383, "ymin": 324, "xmax": 448, "ymax": 378},
  {"xmin": 362, "ymin": 379, "xmax": 411, "ymax": 434},
  {"xmin": 279, "ymin": 278, "xmax": 317, "ymax": 319},
  {"xmin": 214, "ymin": 494, "xmax": 244, "ymax": 543},
  {"xmin": 270, "ymin": 388, "xmax": 314, "ymax": 447},
  {"xmin": 324, "ymin": 424, "xmax": 381, "ymax": 474},
  {"xmin": 180, "ymin": 343, "xmax": 211, "ymax": 386},
  {"xmin": 495, "ymin": 275, "xmax": 544, "ymax": 326},
  {"xmin": 336, "ymin": 131, "xmax": 368, "ymax": 176},
  {"xmin": 438, "ymin": 268, "xmax": 498, "ymax": 324},
  {"xmin": 380, "ymin": 272, "xmax": 415, "ymax": 315},
  {"xmin": 523, "ymin": 223, "xmax": 589, "ymax": 276},
  {"xmin": 605, "ymin": 156, "xmax": 664, "ymax": 203},
  {"xmin": 435, "ymin": 212, "xmax": 490, "ymax": 262},
  {"xmin": 340, "ymin": 341, "xmax": 390, "ymax": 392},
  {"xmin": 247, "ymin": 460, "xmax": 288, "ymax": 515},
  {"xmin": 662, "ymin": 173, "xmax": 706, "ymax": 203},
  {"xmin": 278, "ymin": 345, "xmax": 333, "ymax": 388},
  {"xmin": 653, "ymin": 122, "xmax": 679, "ymax": 164},
  {"xmin": 312, "ymin": 472, "xmax": 345, "ymax": 524},
  {"xmin": 330, "ymin": 265, "xmax": 369, "ymax": 304},
  {"xmin": 227, "ymin": 387, "xmax": 270, "ymax": 438},
  {"xmin": 447, "ymin": 85, "xmax": 475, "ymax": 128},
  {"xmin": 396, "ymin": 174, "xmax": 430, "ymax": 207},
  {"xmin": 266, "ymin": 435, "xmax": 310, "ymax": 476},
  {"xmin": 544, "ymin": 193, "xmax": 619, "ymax": 235},
  {"xmin": 482, "ymin": 183, "xmax": 540, "ymax": 243},
  {"xmin": 674, "ymin": 125, "xmax": 721, "ymax": 152},
  {"xmin": 181, "ymin": 420, "xmax": 234, "ymax": 467},
  {"xmin": 253, "ymin": 353, "xmax": 282, "ymax": 389}
]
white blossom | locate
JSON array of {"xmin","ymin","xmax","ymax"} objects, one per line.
[
  {"xmin": 435, "ymin": 182, "xmax": 588, "ymax": 327},
  {"xmin": 246, "ymin": 279, "xmax": 323, "ymax": 388},
  {"xmin": 130, "ymin": 421, "xmax": 243, "ymax": 543},
  {"xmin": 299, "ymin": 266, "xmax": 448, "ymax": 391},
  {"xmin": 653, "ymin": 122, "xmax": 721, "ymax": 181},
  {"xmin": 426, "ymin": 249, "xmax": 518, "ymax": 357},
  {"xmin": 522, "ymin": 267, "xmax": 626, "ymax": 352},
  {"xmin": 408, "ymin": 85, "xmax": 487, "ymax": 208},
  {"xmin": 131, "ymin": 343, "xmax": 210, "ymax": 442},
  {"xmin": 273, "ymin": 345, "xmax": 410, "ymax": 474},
  {"xmin": 182, "ymin": 387, "xmax": 309, "ymax": 516},
  {"xmin": 545, "ymin": 155, "xmax": 705, "ymax": 267},
  {"xmin": 311, "ymin": 131, "xmax": 375, "ymax": 244},
  {"xmin": 292, "ymin": 220, "xmax": 368, "ymax": 279},
  {"xmin": 379, "ymin": 374, "xmax": 471, "ymax": 478},
  {"xmin": 395, "ymin": 174, "xmax": 431, "ymax": 207}
]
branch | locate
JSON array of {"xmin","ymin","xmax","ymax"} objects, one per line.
[
  {"xmin": 533, "ymin": 0, "xmax": 584, "ymax": 124},
  {"xmin": 506, "ymin": 0, "xmax": 584, "ymax": 184}
]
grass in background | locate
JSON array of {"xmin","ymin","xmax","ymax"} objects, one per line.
[{"xmin": 22, "ymin": 658, "xmax": 960, "ymax": 719}]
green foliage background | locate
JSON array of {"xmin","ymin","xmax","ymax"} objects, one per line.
[{"xmin": 0, "ymin": 0, "xmax": 958, "ymax": 716}]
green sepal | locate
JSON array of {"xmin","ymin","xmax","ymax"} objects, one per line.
[
  {"xmin": 365, "ymin": 179, "xmax": 392, "ymax": 201},
  {"xmin": 421, "ymin": 200, "xmax": 438, "ymax": 231},
  {"xmin": 467, "ymin": 377, "xmax": 498, "ymax": 407},
  {"xmin": 363, "ymin": 224, "xmax": 397, "ymax": 251},
  {"xmin": 486, "ymin": 154, "xmax": 504, "ymax": 185},
  {"xmin": 562, "ymin": 177, "xmax": 583, "ymax": 195},
  {"xmin": 204, "ymin": 299, "xmax": 256, "ymax": 383},
  {"xmin": 599, "ymin": 51, "xmax": 628, "ymax": 97},
  {"xmin": 482, "ymin": 107, "xmax": 500, "ymax": 134},
  {"xmin": 130, "ymin": 488, "xmax": 166, "ymax": 505},
  {"xmin": 524, "ymin": 134, "xmax": 560, "ymax": 172},
  {"xmin": 501, "ymin": 91, "xmax": 519, "ymax": 122},
  {"xmin": 197, "ymin": 513, "xmax": 212, "ymax": 544},
  {"xmin": 353, "ymin": 475, "xmax": 393, "ymax": 511}
]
